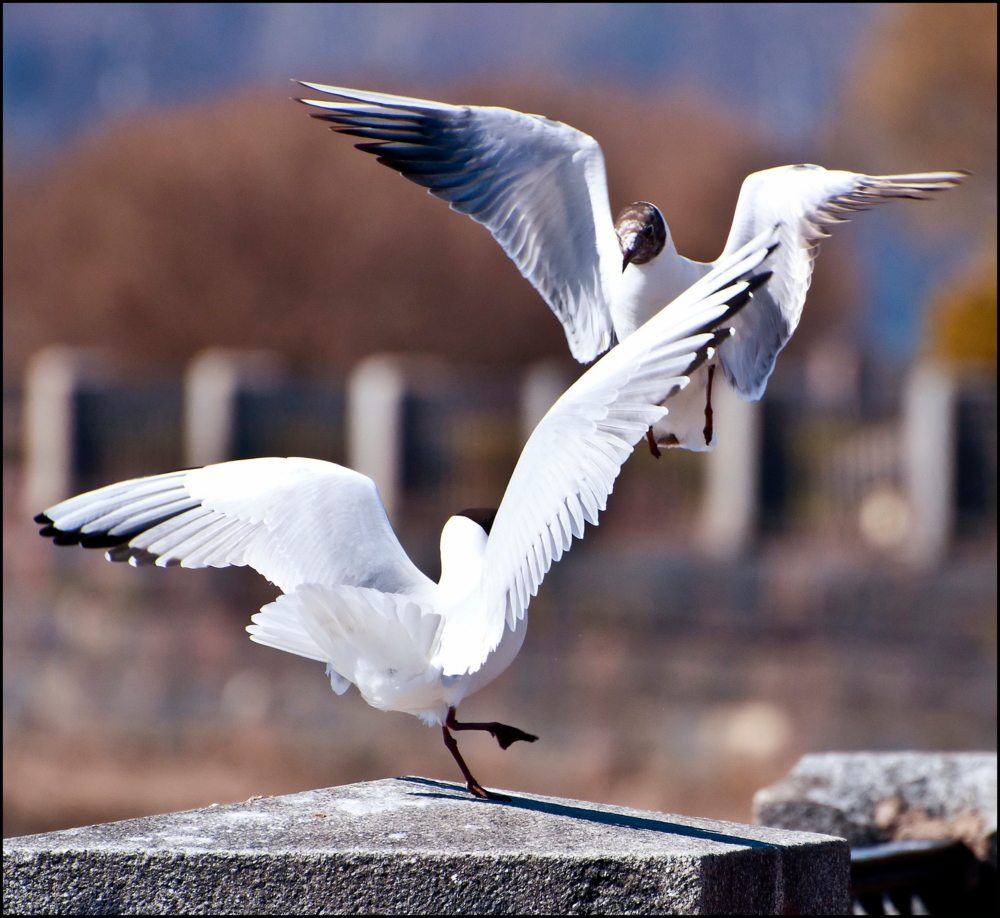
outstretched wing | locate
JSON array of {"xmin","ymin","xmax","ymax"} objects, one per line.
[
  {"xmin": 299, "ymin": 82, "xmax": 621, "ymax": 363},
  {"xmin": 436, "ymin": 226, "xmax": 780, "ymax": 675},
  {"xmin": 35, "ymin": 457, "xmax": 434, "ymax": 597},
  {"xmin": 714, "ymin": 165, "xmax": 965, "ymax": 400}
]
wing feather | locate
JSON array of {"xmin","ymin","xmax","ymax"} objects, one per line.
[
  {"xmin": 716, "ymin": 166, "xmax": 965, "ymax": 399},
  {"xmin": 298, "ymin": 82, "xmax": 620, "ymax": 363},
  {"xmin": 36, "ymin": 457, "xmax": 433, "ymax": 596}
]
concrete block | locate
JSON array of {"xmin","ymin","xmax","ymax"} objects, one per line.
[
  {"xmin": 753, "ymin": 752, "xmax": 997, "ymax": 864},
  {"xmin": 4, "ymin": 777, "xmax": 849, "ymax": 915}
]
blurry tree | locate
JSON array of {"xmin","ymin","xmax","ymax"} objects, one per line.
[
  {"xmin": 833, "ymin": 3, "xmax": 997, "ymax": 364},
  {"xmin": 7, "ymin": 77, "xmax": 845, "ymax": 380},
  {"xmin": 836, "ymin": 2, "xmax": 996, "ymax": 232},
  {"xmin": 929, "ymin": 246, "xmax": 997, "ymax": 366}
]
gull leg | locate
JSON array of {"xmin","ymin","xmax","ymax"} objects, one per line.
[
  {"xmin": 442, "ymin": 723, "xmax": 508, "ymax": 801},
  {"xmin": 703, "ymin": 365, "xmax": 716, "ymax": 446},
  {"xmin": 446, "ymin": 706, "xmax": 539, "ymax": 750},
  {"xmin": 646, "ymin": 427, "xmax": 661, "ymax": 458}
]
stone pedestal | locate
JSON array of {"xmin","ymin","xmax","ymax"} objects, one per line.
[
  {"xmin": 753, "ymin": 751, "xmax": 997, "ymax": 863},
  {"xmin": 4, "ymin": 777, "xmax": 849, "ymax": 914}
]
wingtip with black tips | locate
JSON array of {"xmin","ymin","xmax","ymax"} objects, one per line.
[
  {"xmin": 692, "ymin": 269, "xmax": 774, "ymax": 337},
  {"xmin": 746, "ymin": 270, "xmax": 773, "ymax": 295}
]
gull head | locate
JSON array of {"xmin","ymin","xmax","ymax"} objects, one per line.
[
  {"xmin": 437, "ymin": 509, "xmax": 497, "ymax": 602},
  {"xmin": 615, "ymin": 202, "xmax": 667, "ymax": 271},
  {"xmin": 456, "ymin": 507, "xmax": 498, "ymax": 535}
]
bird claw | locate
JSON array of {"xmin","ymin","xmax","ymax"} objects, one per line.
[
  {"xmin": 702, "ymin": 365, "xmax": 716, "ymax": 446},
  {"xmin": 444, "ymin": 708, "xmax": 534, "ymax": 796},
  {"xmin": 468, "ymin": 782, "xmax": 510, "ymax": 801},
  {"xmin": 490, "ymin": 724, "xmax": 539, "ymax": 750},
  {"xmin": 646, "ymin": 427, "xmax": 661, "ymax": 458}
]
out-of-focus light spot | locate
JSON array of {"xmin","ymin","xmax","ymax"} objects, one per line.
[
  {"xmin": 806, "ymin": 342, "xmax": 860, "ymax": 410},
  {"xmin": 220, "ymin": 668, "xmax": 273, "ymax": 724},
  {"xmin": 859, "ymin": 487, "xmax": 911, "ymax": 549},
  {"xmin": 701, "ymin": 701, "xmax": 794, "ymax": 761}
]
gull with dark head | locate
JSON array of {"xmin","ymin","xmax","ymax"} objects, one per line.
[
  {"xmin": 35, "ymin": 230, "xmax": 777, "ymax": 800},
  {"xmin": 297, "ymin": 82, "xmax": 966, "ymax": 452}
]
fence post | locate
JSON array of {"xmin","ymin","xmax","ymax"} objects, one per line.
[
  {"xmin": 23, "ymin": 346, "xmax": 112, "ymax": 515},
  {"xmin": 347, "ymin": 355, "xmax": 407, "ymax": 525},
  {"xmin": 902, "ymin": 361, "xmax": 956, "ymax": 568},
  {"xmin": 184, "ymin": 349, "xmax": 285, "ymax": 468},
  {"xmin": 697, "ymin": 379, "xmax": 761, "ymax": 558},
  {"xmin": 520, "ymin": 359, "xmax": 574, "ymax": 445}
]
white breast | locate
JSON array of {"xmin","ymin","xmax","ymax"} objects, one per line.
[{"xmin": 612, "ymin": 248, "xmax": 706, "ymax": 340}]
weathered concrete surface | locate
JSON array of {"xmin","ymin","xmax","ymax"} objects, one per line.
[
  {"xmin": 753, "ymin": 752, "xmax": 997, "ymax": 864},
  {"xmin": 4, "ymin": 776, "xmax": 849, "ymax": 915}
]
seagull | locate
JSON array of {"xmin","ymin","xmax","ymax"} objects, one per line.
[
  {"xmin": 34, "ymin": 228, "xmax": 777, "ymax": 800},
  {"xmin": 297, "ymin": 81, "xmax": 965, "ymax": 452}
]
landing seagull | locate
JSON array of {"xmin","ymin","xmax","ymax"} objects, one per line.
[
  {"xmin": 297, "ymin": 82, "xmax": 965, "ymax": 452},
  {"xmin": 35, "ymin": 229, "xmax": 777, "ymax": 800}
]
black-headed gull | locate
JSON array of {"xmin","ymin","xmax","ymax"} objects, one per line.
[
  {"xmin": 35, "ymin": 229, "xmax": 776, "ymax": 799},
  {"xmin": 297, "ymin": 82, "xmax": 965, "ymax": 452}
]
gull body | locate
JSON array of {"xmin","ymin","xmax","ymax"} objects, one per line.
[
  {"xmin": 298, "ymin": 82, "xmax": 965, "ymax": 450},
  {"xmin": 36, "ymin": 229, "xmax": 777, "ymax": 798}
]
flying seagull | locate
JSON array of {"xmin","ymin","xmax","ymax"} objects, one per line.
[
  {"xmin": 297, "ymin": 81, "xmax": 965, "ymax": 452},
  {"xmin": 35, "ymin": 229, "xmax": 776, "ymax": 800}
]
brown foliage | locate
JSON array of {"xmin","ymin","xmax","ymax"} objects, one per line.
[
  {"xmin": 834, "ymin": 3, "xmax": 996, "ymax": 234},
  {"xmin": 4, "ymin": 78, "xmax": 782, "ymax": 378},
  {"xmin": 831, "ymin": 3, "xmax": 997, "ymax": 360},
  {"xmin": 928, "ymin": 247, "xmax": 997, "ymax": 365},
  {"xmin": 848, "ymin": 3, "xmax": 995, "ymax": 170}
]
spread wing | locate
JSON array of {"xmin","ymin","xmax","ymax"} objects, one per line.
[
  {"xmin": 299, "ymin": 82, "xmax": 621, "ymax": 363},
  {"xmin": 436, "ymin": 226, "xmax": 780, "ymax": 675},
  {"xmin": 714, "ymin": 166, "xmax": 966, "ymax": 400},
  {"xmin": 34, "ymin": 457, "xmax": 434, "ymax": 597}
]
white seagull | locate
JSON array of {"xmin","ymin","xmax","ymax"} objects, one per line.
[
  {"xmin": 298, "ymin": 81, "xmax": 965, "ymax": 452},
  {"xmin": 35, "ymin": 229, "xmax": 777, "ymax": 799}
]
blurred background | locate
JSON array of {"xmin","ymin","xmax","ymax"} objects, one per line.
[{"xmin": 3, "ymin": 3, "xmax": 995, "ymax": 838}]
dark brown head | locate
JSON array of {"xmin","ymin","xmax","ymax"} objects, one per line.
[
  {"xmin": 457, "ymin": 507, "xmax": 498, "ymax": 535},
  {"xmin": 615, "ymin": 202, "xmax": 667, "ymax": 271}
]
